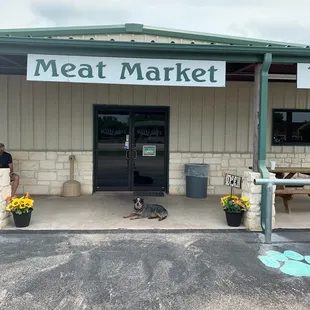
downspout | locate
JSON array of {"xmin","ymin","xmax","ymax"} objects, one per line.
[{"xmin": 258, "ymin": 52, "xmax": 272, "ymax": 230}]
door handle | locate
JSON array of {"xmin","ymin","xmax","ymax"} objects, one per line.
[
  {"xmin": 134, "ymin": 150, "xmax": 137, "ymax": 159},
  {"xmin": 126, "ymin": 150, "xmax": 130, "ymax": 159}
]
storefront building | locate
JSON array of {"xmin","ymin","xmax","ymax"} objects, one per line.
[{"xmin": 1, "ymin": 23, "xmax": 310, "ymax": 200}]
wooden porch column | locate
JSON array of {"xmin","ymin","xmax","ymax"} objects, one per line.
[{"xmin": 252, "ymin": 64, "xmax": 262, "ymax": 172}]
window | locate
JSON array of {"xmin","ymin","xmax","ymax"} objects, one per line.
[{"xmin": 272, "ymin": 109, "xmax": 310, "ymax": 145}]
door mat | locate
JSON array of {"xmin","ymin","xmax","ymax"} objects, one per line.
[{"xmin": 133, "ymin": 191, "xmax": 165, "ymax": 197}]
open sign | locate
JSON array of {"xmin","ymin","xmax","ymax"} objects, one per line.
[
  {"xmin": 142, "ymin": 145, "xmax": 156, "ymax": 156},
  {"xmin": 224, "ymin": 173, "xmax": 242, "ymax": 189}
]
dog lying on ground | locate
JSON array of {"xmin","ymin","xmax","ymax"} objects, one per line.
[{"xmin": 124, "ymin": 197, "xmax": 168, "ymax": 221}]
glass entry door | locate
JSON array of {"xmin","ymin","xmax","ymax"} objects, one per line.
[
  {"xmin": 94, "ymin": 106, "xmax": 168, "ymax": 192},
  {"xmin": 95, "ymin": 112, "xmax": 131, "ymax": 189},
  {"xmin": 132, "ymin": 112, "xmax": 166, "ymax": 190}
]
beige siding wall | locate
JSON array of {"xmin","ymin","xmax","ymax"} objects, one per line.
[{"xmin": 1, "ymin": 75, "xmax": 310, "ymax": 154}]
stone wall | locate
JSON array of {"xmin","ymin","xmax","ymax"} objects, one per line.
[
  {"xmin": 0, "ymin": 168, "xmax": 11, "ymax": 228},
  {"xmin": 8, "ymin": 150, "xmax": 310, "ymax": 196},
  {"xmin": 169, "ymin": 152, "xmax": 252, "ymax": 195},
  {"xmin": 11, "ymin": 151, "xmax": 92, "ymax": 195},
  {"xmin": 241, "ymin": 171, "xmax": 276, "ymax": 231},
  {"xmin": 169, "ymin": 152, "xmax": 310, "ymax": 195},
  {"xmin": 242, "ymin": 171, "xmax": 262, "ymax": 230}
]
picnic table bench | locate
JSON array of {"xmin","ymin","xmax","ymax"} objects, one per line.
[
  {"xmin": 249, "ymin": 166, "xmax": 310, "ymax": 213},
  {"xmin": 269, "ymin": 167, "xmax": 310, "ymax": 214}
]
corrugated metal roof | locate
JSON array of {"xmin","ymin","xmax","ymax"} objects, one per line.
[{"xmin": 0, "ymin": 23, "xmax": 307, "ymax": 48}]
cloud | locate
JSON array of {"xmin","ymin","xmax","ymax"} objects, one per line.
[
  {"xmin": 30, "ymin": 0, "xmax": 132, "ymax": 26},
  {"xmin": 231, "ymin": 19, "xmax": 310, "ymax": 45}
]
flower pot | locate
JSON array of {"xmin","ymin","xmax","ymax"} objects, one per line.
[
  {"xmin": 12, "ymin": 209, "xmax": 33, "ymax": 228},
  {"xmin": 225, "ymin": 211, "xmax": 243, "ymax": 227}
]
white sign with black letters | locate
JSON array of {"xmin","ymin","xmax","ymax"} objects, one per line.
[{"xmin": 224, "ymin": 173, "xmax": 242, "ymax": 189}]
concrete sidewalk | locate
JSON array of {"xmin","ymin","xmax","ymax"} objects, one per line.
[
  {"xmin": 3, "ymin": 193, "xmax": 310, "ymax": 231},
  {"xmin": 4, "ymin": 194, "xmax": 244, "ymax": 230}
]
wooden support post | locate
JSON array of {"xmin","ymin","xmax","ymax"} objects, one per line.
[{"xmin": 252, "ymin": 64, "xmax": 262, "ymax": 172}]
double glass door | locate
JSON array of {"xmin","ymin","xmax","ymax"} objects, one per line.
[{"xmin": 94, "ymin": 106, "xmax": 168, "ymax": 191}]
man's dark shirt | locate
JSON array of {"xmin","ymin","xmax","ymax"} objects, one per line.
[{"xmin": 0, "ymin": 152, "xmax": 12, "ymax": 169}]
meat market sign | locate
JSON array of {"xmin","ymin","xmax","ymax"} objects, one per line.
[{"xmin": 27, "ymin": 54, "xmax": 226, "ymax": 87}]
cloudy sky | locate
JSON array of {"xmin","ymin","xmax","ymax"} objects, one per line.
[{"xmin": 1, "ymin": 0, "xmax": 310, "ymax": 44}]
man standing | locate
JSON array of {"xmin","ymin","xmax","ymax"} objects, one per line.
[{"xmin": 0, "ymin": 143, "xmax": 19, "ymax": 196}]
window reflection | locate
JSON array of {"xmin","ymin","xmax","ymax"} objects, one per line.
[
  {"xmin": 134, "ymin": 114, "xmax": 165, "ymax": 144},
  {"xmin": 272, "ymin": 110, "xmax": 310, "ymax": 145},
  {"xmin": 98, "ymin": 114, "xmax": 129, "ymax": 145}
]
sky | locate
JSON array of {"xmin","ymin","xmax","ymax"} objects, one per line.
[{"xmin": 1, "ymin": 0, "xmax": 310, "ymax": 45}]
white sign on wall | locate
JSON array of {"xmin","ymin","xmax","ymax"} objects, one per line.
[
  {"xmin": 27, "ymin": 54, "xmax": 226, "ymax": 87},
  {"xmin": 297, "ymin": 63, "xmax": 310, "ymax": 89}
]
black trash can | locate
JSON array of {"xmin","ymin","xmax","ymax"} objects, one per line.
[{"xmin": 184, "ymin": 163, "xmax": 209, "ymax": 199}]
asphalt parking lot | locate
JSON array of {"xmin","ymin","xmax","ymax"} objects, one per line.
[{"xmin": 0, "ymin": 230, "xmax": 309, "ymax": 310}]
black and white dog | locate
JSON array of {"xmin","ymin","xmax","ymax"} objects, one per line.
[{"xmin": 124, "ymin": 197, "xmax": 168, "ymax": 221}]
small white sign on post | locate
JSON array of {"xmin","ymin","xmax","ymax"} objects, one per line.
[
  {"xmin": 224, "ymin": 173, "xmax": 242, "ymax": 189},
  {"xmin": 297, "ymin": 63, "xmax": 310, "ymax": 89}
]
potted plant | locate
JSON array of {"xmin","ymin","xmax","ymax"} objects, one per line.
[
  {"xmin": 5, "ymin": 193, "xmax": 34, "ymax": 227},
  {"xmin": 220, "ymin": 195, "xmax": 250, "ymax": 227}
]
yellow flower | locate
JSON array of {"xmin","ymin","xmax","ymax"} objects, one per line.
[
  {"xmin": 21, "ymin": 198, "xmax": 33, "ymax": 208},
  {"xmin": 24, "ymin": 198, "xmax": 34, "ymax": 207},
  {"xmin": 6, "ymin": 203, "xmax": 13, "ymax": 211},
  {"xmin": 240, "ymin": 197, "xmax": 250, "ymax": 209},
  {"xmin": 6, "ymin": 193, "xmax": 35, "ymax": 213},
  {"xmin": 12, "ymin": 199, "xmax": 20, "ymax": 207},
  {"xmin": 221, "ymin": 194, "xmax": 251, "ymax": 211},
  {"xmin": 228, "ymin": 195, "xmax": 238, "ymax": 199}
]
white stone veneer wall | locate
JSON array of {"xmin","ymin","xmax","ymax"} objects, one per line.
[
  {"xmin": 169, "ymin": 152, "xmax": 253, "ymax": 195},
  {"xmin": 241, "ymin": 171, "xmax": 276, "ymax": 230},
  {"xmin": 169, "ymin": 152, "xmax": 310, "ymax": 195},
  {"xmin": 8, "ymin": 151, "xmax": 310, "ymax": 196},
  {"xmin": 11, "ymin": 151, "xmax": 93, "ymax": 195},
  {"xmin": 0, "ymin": 169, "xmax": 11, "ymax": 228}
]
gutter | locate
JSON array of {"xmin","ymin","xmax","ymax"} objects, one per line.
[
  {"xmin": 0, "ymin": 36, "xmax": 310, "ymax": 57},
  {"xmin": 258, "ymin": 53, "xmax": 272, "ymax": 231}
]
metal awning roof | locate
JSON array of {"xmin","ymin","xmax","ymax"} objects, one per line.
[
  {"xmin": 0, "ymin": 23, "xmax": 307, "ymax": 48},
  {"xmin": 0, "ymin": 32, "xmax": 308, "ymax": 80}
]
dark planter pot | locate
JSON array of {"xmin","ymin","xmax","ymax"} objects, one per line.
[
  {"xmin": 12, "ymin": 209, "xmax": 33, "ymax": 228},
  {"xmin": 225, "ymin": 211, "xmax": 243, "ymax": 227}
]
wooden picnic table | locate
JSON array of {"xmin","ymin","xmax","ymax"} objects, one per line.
[
  {"xmin": 269, "ymin": 167, "xmax": 310, "ymax": 177},
  {"xmin": 268, "ymin": 167, "xmax": 310, "ymax": 214}
]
